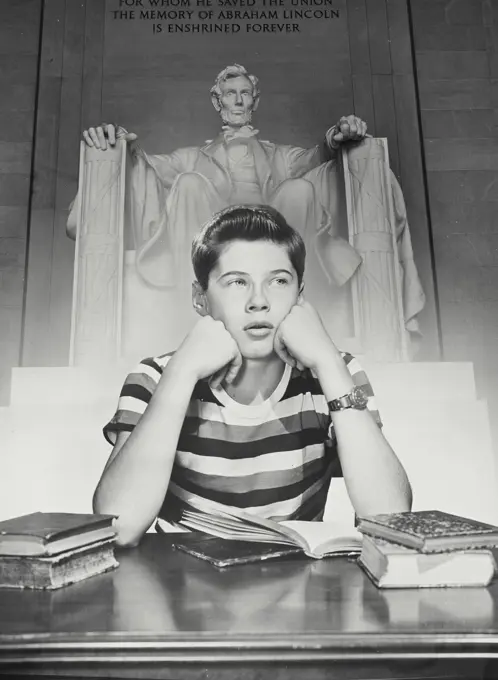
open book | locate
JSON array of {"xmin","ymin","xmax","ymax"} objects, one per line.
[{"xmin": 176, "ymin": 507, "xmax": 362, "ymax": 560}]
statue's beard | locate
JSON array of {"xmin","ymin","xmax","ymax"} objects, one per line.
[{"xmin": 220, "ymin": 109, "xmax": 253, "ymax": 128}]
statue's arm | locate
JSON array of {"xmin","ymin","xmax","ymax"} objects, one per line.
[
  {"xmin": 281, "ymin": 115, "xmax": 368, "ymax": 177},
  {"xmin": 278, "ymin": 122, "xmax": 357, "ymax": 176},
  {"xmin": 279, "ymin": 143, "xmax": 336, "ymax": 179},
  {"xmin": 136, "ymin": 146, "xmax": 196, "ymax": 187}
]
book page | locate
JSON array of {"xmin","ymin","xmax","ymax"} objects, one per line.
[
  {"xmin": 182, "ymin": 511, "xmax": 294, "ymax": 545},
  {"xmin": 181, "ymin": 518, "xmax": 297, "ymax": 546},
  {"xmin": 281, "ymin": 521, "xmax": 362, "ymax": 557},
  {"xmin": 182, "ymin": 510, "xmax": 362, "ymax": 555},
  {"xmin": 181, "ymin": 510, "xmax": 299, "ymax": 546}
]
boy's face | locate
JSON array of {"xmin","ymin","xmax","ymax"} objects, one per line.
[{"xmin": 199, "ymin": 239, "xmax": 301, "ymax": 360}]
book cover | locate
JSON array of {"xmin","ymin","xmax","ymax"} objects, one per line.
[
  {"xmin": 173, "ymin": 532, "xmax": 306, "ymax": 568},
  {"xmin": 0, "ymin": 512, "xmax": 117, "ymax": 556},
  {"xmin": 0, "ymin": 538, "xmax": 119, "ymax": 590},
  {"xmin": 357, "ymin": 510, "xmax": 498, "ymax": 553},
  {"xmin": 358, "ymin": 535, "xmax": 496, "ymax": 589}
]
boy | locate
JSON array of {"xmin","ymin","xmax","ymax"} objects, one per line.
[{"xmin": 95, "ymin": 205, "xmax": 412, "ymax": 547}]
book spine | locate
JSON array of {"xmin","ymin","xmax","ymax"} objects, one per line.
[
  {"xmin": 51, "ymin": 548, "xmax": 119, "ymax": 589},
  {"xmin": 0, "ymin": 556, "xmax": 52, "ymax": 588},
  {"xmin": 0, "ymin": 546, "xmax": 118, "ymax": 589}
]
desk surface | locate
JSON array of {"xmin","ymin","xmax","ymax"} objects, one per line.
[{"xmin": 0, "ymin": 535, "xmax": 497, "ymax": 676}]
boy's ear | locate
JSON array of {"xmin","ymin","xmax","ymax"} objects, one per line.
[{"xmin": 192, "ymin": 281, "xmax": 209, "ymax": 316}]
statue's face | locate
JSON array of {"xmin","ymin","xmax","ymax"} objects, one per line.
[
  {"xmin": 202, "ymin": 239, "xmax": 300, "ymax": 361},
  {"xmin": 216, "ymin": 75, "xmax": 256, "ymax": 127}
]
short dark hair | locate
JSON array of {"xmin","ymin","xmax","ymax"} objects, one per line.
[{"xmin": 191, "ymin": 205, "xmax": 306, "ymax": 290}]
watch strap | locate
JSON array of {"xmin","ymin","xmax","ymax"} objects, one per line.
[{"xmin": 328, "ymin": 386, "xmax": 368, "ymax": 412}]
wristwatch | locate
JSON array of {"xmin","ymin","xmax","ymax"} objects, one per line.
[{"xmin": 328, "ymin": 386, "xmax": 368, "ymax": 412}]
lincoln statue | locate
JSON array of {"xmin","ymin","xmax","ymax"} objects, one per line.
[{"xmin": 67, "ymin": 63, "xmax": 424, "ymax": 352}]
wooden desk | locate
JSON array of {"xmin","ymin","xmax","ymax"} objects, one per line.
[{"xmin": 0, "ymin": 535, "xmax": 496, "ymax": 679}]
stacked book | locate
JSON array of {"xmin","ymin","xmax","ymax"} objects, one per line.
[
  {"xmin": 356, "ymin": 510, "xmax": 498, "ymax": 589},
  {"xmin": 0, "ymin": 512, "xmax": 119, "ymax": 589}
]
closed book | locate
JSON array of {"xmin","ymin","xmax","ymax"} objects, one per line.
[
  {"xmin": 358, "ymin": 535, "xmax": 496, "ymax": 588},
  {"xmin": 0, "ymin": 538, "xmax": 118, "ymax": 590},
  {"xmin": 173, "ymin": 532, "xmax": 307, "ymax": 568},
  {"xmin": 176, "ymin": 507, "xmax": 362, "ymax": 561},
  {"xmin": 357, "ymin": 510, "xmax": 498, "ymax": 553},
  {"xmin": 0, "ymin": 512, "xmax": 116, "ymax": 556}
]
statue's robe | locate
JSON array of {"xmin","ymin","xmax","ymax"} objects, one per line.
[{"xmin": 121, "ymin": 133, "xmax": 425, "ymax": 336}]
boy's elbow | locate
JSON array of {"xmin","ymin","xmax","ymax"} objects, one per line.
[
  {"xmin": 92, "ymin": 486, "xmax": 106, "ymax": 516},
  {"xmin": 112, "ymin": 514, "xmax": 148, "ymax": 548},
  {"xmin": 94, "ymin": 501, "xmax": 146, "ymax": 549},
  {"xmin": 388, "ymin": 475, "xmax": 413, "ymax": 514},
  {"xmin": 114, "ymin": 529, "xmax": 142, "ymax": 549},
  {"xmin": 358, "ymin": 475, "xmax": 412, "ymax": 517},
  {"xmin": 92, "ymin": 493, "xmax": 142, "ymax": 548},
  {"xmin": 397, "ymin": 462, "xmax": 413, "ymax": 512},
  {"xmin": 404, "ymin": 478, "xmax": 414, "ymax": 512}
]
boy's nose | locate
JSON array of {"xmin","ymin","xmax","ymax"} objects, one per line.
[
  {"xmin": 247, "ymin": 289, "xmax": 270, "ymax": 311},
  {"xmin": 247, "ymin": 301, "xmax": 269, "ymax": 311}
]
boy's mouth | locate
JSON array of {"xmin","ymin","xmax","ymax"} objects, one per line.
[{"xmin": 243, "ymin": 321, "xmax": 274, "ymax": 338}]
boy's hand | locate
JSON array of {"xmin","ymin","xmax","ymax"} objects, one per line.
[
  {"xmin": 273, "ymin": 301, "xmax": 340, "ymax": 372},
  {"xmin": 174, "ymin": 316, "xmax": 242, "ymax": 388}
]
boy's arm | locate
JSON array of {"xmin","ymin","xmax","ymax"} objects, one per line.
[
  {"xmin": 93, "ymin": 356, "xmax": 199, "ymax": 547},
  {"xmin": 274, "ymin": 302, "xmax": 412, "ymax": 517},
  {"xmin": 93, "ymin": 316, "xmax": 242, "ymax": 548},
  {"xmin": 316, "ymin": 355, "xmax": 412, "ymax": 517}
]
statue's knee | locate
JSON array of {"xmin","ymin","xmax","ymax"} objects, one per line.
[
  {"xmin": 175, "ymin": 172, "xmax": 207, "ymax": 193},
  {"xmin": 275, "ymin": 178, "xmax": 315, "ymax": 202}
]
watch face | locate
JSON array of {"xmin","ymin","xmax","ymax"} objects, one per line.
[{"xmin": 351, "ymin": 386, "xmax": 368, "ymax": 409}]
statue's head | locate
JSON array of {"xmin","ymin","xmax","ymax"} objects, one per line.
[{"xmin": 210, "ymin": 64, "xmax": 260, "ymax": 128}]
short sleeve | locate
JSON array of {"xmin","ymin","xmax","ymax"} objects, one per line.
[
  {"xmin": 103, "ymin": 354, "xmax": 172, "ymax": 445},
  {"xmin": 341, "ymin": 352, "xmax": 383, "ymax": 428}
]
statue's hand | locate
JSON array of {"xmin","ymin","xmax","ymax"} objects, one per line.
[
  {"xmin": 82, "ymin": 123, "xmax": 138, "ymax": 150},
  {"xmin": 326, "ymin": 115, "xmax": 367, "ymax": 150}
]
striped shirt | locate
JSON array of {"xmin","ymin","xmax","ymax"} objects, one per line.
[{"xmin": 103, "ymin": 352, "xmax": 381, "ymax": 524}]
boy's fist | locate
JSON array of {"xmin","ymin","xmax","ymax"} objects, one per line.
[
  {"xmin": 175, "ymin": 316, "xmax": 242, "ymax": 387},
  {"xmin": 274, "ymin": 301, "xmax": 338, "ymax": 371}
]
